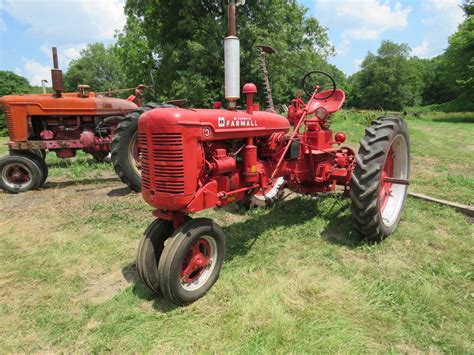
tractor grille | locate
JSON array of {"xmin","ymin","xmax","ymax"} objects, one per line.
[
  {"xmin": 140, "ymin": 132, "xmax": 185, "ymax": 194},
  {"xmin": 152, "ymin": 133, "xmax": 185, "ymax": 194},
  {"xmin": 138, "ymin": 133, "xmax": 151, "ymax": 190},
  {"xmin": 3, "ymin": 106, "xmax": 14, "ymax": 138}
]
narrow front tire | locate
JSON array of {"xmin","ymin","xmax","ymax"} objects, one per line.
[{"xmin": 158, "ymin": 218, "xmax": 226, "ymax": 306}]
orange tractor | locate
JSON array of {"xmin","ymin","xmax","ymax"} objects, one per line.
[{"xmin": 0, "ymin": 48, "xmax": 168, "ymax": 193}]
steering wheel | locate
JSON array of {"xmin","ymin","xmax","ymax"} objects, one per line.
[{"xmin": 302, "ymin": 70, "xmax": 336, "ymax": 100}]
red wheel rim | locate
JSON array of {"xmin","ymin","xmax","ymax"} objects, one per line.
[
  {"xmin": 5, "ymin": 165, "xmax": 31, "ymax": 184},
  {"xmin": 379, "ymin": 148, "xmax": 394, "ymax": 213},
  {"xmin": 181, "ymin": 238, "xmax": 211, "ymax": 285}
]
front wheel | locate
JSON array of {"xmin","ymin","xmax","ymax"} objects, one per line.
[
  {"xmin": 350, "ymin": 116, "xmax": 410, "ymax": 242},
  {"xmin": 158, "ymin": 218, "xmax": 225, "ymax": 306},
  {"xmin": 136, "ymin": 218, "xmax": 175, "ymax": 294},
  {"xmin": 0, "ymin": 154, "xmax": 43, "ymax": 193}
]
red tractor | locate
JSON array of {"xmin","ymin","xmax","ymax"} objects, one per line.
[
  {"xmin": 0, "ymin": 47, "xmax": 167, "ymax": 193},
  {"xmin": 135, "ymin": 1, "xmax": 410, "ymax": 305}
]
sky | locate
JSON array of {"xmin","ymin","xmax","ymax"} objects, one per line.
[{"xmin": 0, "ymin": 0, "xmax": 466, "ymax": 86}]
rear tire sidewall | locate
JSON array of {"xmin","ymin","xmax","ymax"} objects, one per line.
[
  {"xmin": 112, "ymin": 115, "xmax": 140, "ymax": 192},
  {"xmin": 378, "ymin": 133, "xmax": 410, "ymax": 236},
  {"xmin": 159, "ymin": 218, "xmax": 225, "ymax": 305}
]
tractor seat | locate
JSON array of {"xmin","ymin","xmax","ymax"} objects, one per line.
[{"xmin": 307, "ymin": 89, "xmax": 346, "ymax": 115}]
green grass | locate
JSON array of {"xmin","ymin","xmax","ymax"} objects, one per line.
[
  {"xmin": 0, "ymin": 111, "xmax": 473, "ymax": 353},
  {"xmin": 0, "ymin": 136, "xmax": 8, "ymax": 156}
]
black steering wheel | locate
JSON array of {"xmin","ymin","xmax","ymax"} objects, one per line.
[{"xmin": 302, "ymin": 70, "xmax": 336, "ymax": 100}]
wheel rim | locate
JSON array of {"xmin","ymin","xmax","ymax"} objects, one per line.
[
  {"xmin": 2, "ymin": 163, "xmax": 33, "ymax": 189},
  {"xmin": 251, "ymin": 176, "xmax": 285, "ymax": 206},
  {"xmin": 379, "ymin": 134, "xmax": 409, "ymax": 227},
  {"xmin": 128, "ymin": 132, "xmax": 141, "ymax": 176},
  {"xmin": 180, "ymin": 236, "xmax": 218, "ymax": 291}
]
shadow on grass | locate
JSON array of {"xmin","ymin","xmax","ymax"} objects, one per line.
[
  {"xmin": 122, "ymin": 194, "xmax": 365, "ymax": 311},
  {"xmin": 121, "ymin": 263, "xmax": 178, "ymax": 313},
  {"xmin": 107, "ymin": 187, "xmax": 134, "ymax": 197},
  {"xmin": 43, "ymin": 177, "xmax": 119, "ymax": 189}
]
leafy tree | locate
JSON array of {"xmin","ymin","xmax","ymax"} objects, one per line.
[
  {"xmin": 0, "ymin": 71, "xmax": 31, "ymax": 96},
  {"xmin": 347, "ymin": 41, "xmax": 421, "ymax": 110},
  {"xmin": 415, "ymin": 1, "xmax": 473, "ymax": 111},
  {"xmin": 122, "ymin": 0, "xmax": 340, "ymax": 106},
  {"xmin": 64, "ymin": 43, "xmax": 126, "ymax": 93},
  {"xmin": 440, "ymin": 6, "xmax": 474, "ymax": 108},
  {"xmin": 462, "ymin": 0, "xmax": 474, "ymax": 16},
  {"xmin": 115, "ymin": 17, "xmax": 158, "ymax": 101}
]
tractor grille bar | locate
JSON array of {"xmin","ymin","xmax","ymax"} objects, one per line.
[
  {"xmin": 3, "ymin": 106, "xmax": 14, "ymax": 139},
  {"xmin": 138, "ymin": 133, "xmax": 151, "ymax": 190},
  {"xmin": 152, "ymin": 133, "xmax": 185, "ymax": 194}
]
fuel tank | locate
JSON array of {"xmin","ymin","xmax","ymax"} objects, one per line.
[{"xmin": 138, "ymin": 107, "xmax": 290, "ymax": 211}]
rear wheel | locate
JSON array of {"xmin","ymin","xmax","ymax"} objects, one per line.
[
  {"xmin": 350, "ymin": 116, "xmax": 410, "ymax": 242},
  {"xmin": 111, "ymin": 103, "xmax": 174, "ymax": 192},
  {"xmin": 0, "ymin": 154, "xmax": 43, "ymax": 193},
  {"xmin": 158, "ymin": 218, "xmax": 225, "ymax": 306}
]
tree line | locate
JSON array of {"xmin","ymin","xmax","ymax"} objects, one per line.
[{"xmin": 1, "ymin": 0, "xmax": 473, "ymax": 115}]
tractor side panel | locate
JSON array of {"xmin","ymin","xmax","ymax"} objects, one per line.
[{"xmin": 8, "ymin": 105, "xmax": 28, "ymax": 141}]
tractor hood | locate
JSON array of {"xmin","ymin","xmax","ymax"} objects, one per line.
[
  {"xmin": 140, "ymin": 107, "xmax": 290, "ymax": 141},
  {"xmin": 0, "ymin": 92, "xmax": 137, "ymax": 116}
]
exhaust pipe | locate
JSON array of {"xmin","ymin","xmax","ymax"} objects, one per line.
[
  {"xmin": 51, "ymin": 47, "xmax": 63, "ymax": 97},
  {"xmin": 225, "ymin": 0, "xmax": 240, "ymax": 109}
]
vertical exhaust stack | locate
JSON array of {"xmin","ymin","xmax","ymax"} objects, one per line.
[
  {"xmin": 51, "ymin": 47, "xmax": 64, "ymax": 98},
  {"xmin": 225, "ymin": 0, "xmax": 240, "ymax": 110}
]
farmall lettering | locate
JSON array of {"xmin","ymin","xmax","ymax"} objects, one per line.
[{"xmin": 218, "ymin": 116, "xmax": 258, "ymax": 128}]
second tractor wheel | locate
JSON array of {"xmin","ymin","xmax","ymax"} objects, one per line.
[
  {"xmin": 11, "ymin": 150, "xmax": 48, "ymax": 186},
  {"xmin": 0, "ymin": 154, "xmax": 43, "ymax": 193},
  {"xmin": 136, "ymin": 218, "xmax": 175, "ymax": 294},
  {"xmin": 350, "ymin": 116, "xmax": 410, "ymax": 242},
  {"xmin": 158, "ymin": 218, "xmax": 226, "ymax": 306},
  {"xmin": 111, "ymin": 103, "xmax": 174, "ymax": 192}
]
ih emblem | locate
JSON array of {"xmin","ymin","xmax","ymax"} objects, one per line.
[{"xmin": 218, "ymin": 117, "xmax": 225, "ymax": 127}]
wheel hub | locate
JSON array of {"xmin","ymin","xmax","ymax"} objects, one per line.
[
  {"xmin": 6, "ymin": 165, "xmax": 30, "ymax": 184},
  {"xmin": 181, "ymin": 238, "xmax": 211, "ymax": 284},
  {"xmin": 379, "ymin": 148, "xmax": 394, "ymax": 213}
]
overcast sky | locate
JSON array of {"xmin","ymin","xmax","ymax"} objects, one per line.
[{"xmin": 0, "ymin": 0, "xmax": 466, "ymax": 86}]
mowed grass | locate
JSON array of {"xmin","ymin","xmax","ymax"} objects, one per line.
[{"xmin": 0, "ymin": 112, "xmax": 473, "ymax": 353}]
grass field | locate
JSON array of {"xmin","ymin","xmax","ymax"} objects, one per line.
[{"xmin": 0, "ymin": 111, "xmax": 473, "ymax": 353}]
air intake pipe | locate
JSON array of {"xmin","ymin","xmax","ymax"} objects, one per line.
[{"xmin": 225, "ymin": 0, "xmax": 241, "ymax": 109}]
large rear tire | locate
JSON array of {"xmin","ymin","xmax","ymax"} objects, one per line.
[
  {"xmin": 350, "ymin": 116, "xmax": 410, "ymax": 242},
  {"xmin": 111, "ymin": 103, "xmax": 174, "ymax": 192}
]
